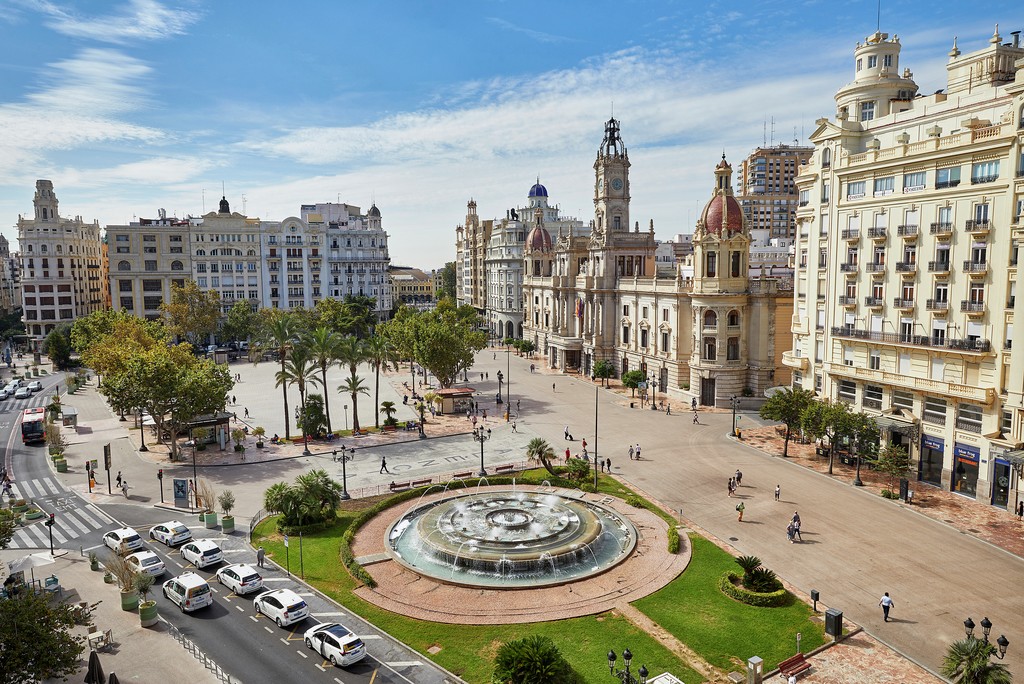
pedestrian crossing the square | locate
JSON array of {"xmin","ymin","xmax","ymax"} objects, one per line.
[{"xmin": 6, "ymin": 477, "xmax": 111, "ymax": 549}]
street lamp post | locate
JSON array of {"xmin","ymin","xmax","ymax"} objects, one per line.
[
  {"xmin": 343, "ymin": 405, "xmax": 349, "ymax": 432},
  {"xmin": 472, "ymin": 426, "xmax": 491, "ymax": 477},
  {"xmin": 732, "ymin": 396, "xmax": 739, "ymax": 437},
  {"xmin": 301, "ymin": 395, "xmax": 311, "ymax": 456},
  {"xmin": 963, "ymin": 616, "xmax": 1010, "ymax": 661},
  {"xmin": 192, "ymin": 442, "xmax": 198, "ymax": 509},
  {"xmin": 650, "ymin": 373, "xmax": 658, "ymax": 411},
  {"xmin": 505, "ymin": 348, "xmax": 511, "ymax": 422},
  {"xmin": 608, "ymin": 648, "xmax": 648, "ymax": 684},
  {"xmin": 334, "ymin": 447, "xmax": 354, "ymax": 500},
  {"xmin": 593, "ymin": 375, "xmax": 599, "ymax": 492},
  {"xmin": 496, "ymin": 370, "xmax": 504, "ymax": 404}
]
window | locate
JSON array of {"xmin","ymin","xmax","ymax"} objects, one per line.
[
  {"xmin": 727, "ymin": 337, "xmax": 739, "ymax": 360},
  {"xmin": 971, "ymin": 160, "xmax": 999, "ymax": 184},
  {"xmin": 119, "ymin": 296, "xmax": 133, "ymax": 309},
  {"xmin": 843, "ymin": 346, "xmax": 854, "ymax": 366},
  {"xmin": 867, "ymin": 55, "xmax": 877, "ymax": 68},
  {"xmin": 144, "ymin": 260, "xmax": 157, "ymax": 272},
  {"xmin": 731, "ymin": 251, "xmax": 741, "ymax": 277},
  {"xmin": 863, "ymin": 385, "xmax": 883, "ymax": 409},
  {"xmin": 903, "ymin": 171, "xmax": 926, "ymax": 192},
  {"xmin": 955, "ymin": 403, "xmax": 983, "ymax": 433},
  {"xmin": 622, "ymin": 326, "xmax": 630, "ymax": 344},
  {"xmin": 873, "ymin": 177, "xmax": 894, "ymax": 196},
  {"xmin": 705, "ymin": 251, "xmax": 717, "ymax": 277},
  {"xmin": 622, "ymin": 305, "xmax": 629, "ymax": 316},
  {"xmin": 117, "ymin": 260, "xmax": 131, "ymax": 271},
  {"xmin": 860, "ymin": 101, "xmax": 875, "ymax": 121},
  {"xmin": 936, "ymin": 167, "xmax": 961, "ymax": 188},
  {"xmin": 856, "ymin": 58, "xmax": 863, "ymax": 71},
  {"xmin": 661, "ymin": 308, "xmax": 668, "ymax": 322},
  {"xmin": 118, "ymin": 280, "xmax": 132, "ymax": 292},
  {"xmin": 883, "ymin": 54, "xmax": 892, "ymax": 67},
  {"xmin": 704, "ymin": 310, "xmax": 718, "ymax": 329},
  {"xmin": 727, "ymin": 310, "xmax": 740, "ymax": 327},
  {"xmin": 640, "ymin": 329, "xmax": 649, "ymax": 348},
  {"xmin": 1002, "ymin": 410, "xmax": 1013, "ymax": 435},
  {"xmin": 661, "ymin": 332, "xmax": 669, "ymax": 351},
  {"xmin": 869, "ymin": 350, "xmax": 881, "ymax": 370},
  {"xmin": 846, "ymin": 181, "xmax": 866, "ymax": 199},
  {"xmin": 838, "ymin": 380, "xmax": 856, "ymax": 402},
  {"xmin": 822, "ymin": 148, "xmax": 831, "ymax": 167},
  {"xmin": 893, "ymin": 390, "xmax": 914, "ymax": 411},
  {"xmin": 171, "ymin": 261, "xmax": 183, "ymax": 271},
  {"xmin": 703, "ymin": 337, "xmax": 716, "ymax": 361},
  {"xmin": 923, "ymin": 397, "xmax": 947, "ymax": 425}
]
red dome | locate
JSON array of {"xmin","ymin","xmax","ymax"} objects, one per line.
[
  {"xmin": 525, "ymin": 225, "xmax": 552, "ymax": 252},
  {"xmin": 700, "ymin": 194, "xmax": 744, "ymax": 236}
]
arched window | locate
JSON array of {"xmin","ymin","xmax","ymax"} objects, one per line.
[
  {"xmin": 196, "ymin": 249, "xmax": 206, "ymax": 256},
  {"xmin": 56, "ymin": 245, "xmax": 63, "ymax": 254},
  {"xmin": 822, "ymin": 148, "xmax": 832, "ymax": 167},
  {"xmin": 117, "ymin": 261, "xmax": 131, "ymax": 271},
  {"xmin": 727, "ymin": 310, "xmax": 740, "ymax": 327},
  {"xmin": 703, "ymin": 310, "xmax": 718, "ymax": 329},
  {"xmin": 41, "ymin": 245, "xmax": 48, "ymax": 253},
  {"xmin": 247, "ymin": 249, "xmax": 255, "ymax": 256},
  {"xmin": 171, "ymin": 261, "xmax": 183, "ymax": 271}
]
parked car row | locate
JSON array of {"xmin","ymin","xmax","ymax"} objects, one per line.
[
  {"xmin": 0, "ymin": 378, "xmax": 41, "ymax": 400},
  {"xmin": 101, "ymin": 521, "xmax": 367, "ymax": 669}
]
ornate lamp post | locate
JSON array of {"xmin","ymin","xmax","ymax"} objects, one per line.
[
  {"xmin": 333, "ymin": 447, "xmax": 355, "ymax": 500},
  {"xmin": 608, "ymin": 648, "xmax": 648, "ymax": 684},
  {"xmin": 496, "ymin": 370, "xmax": 504, "ymax": 404},
  {"xmin": 650, "ymin": 372, "xmax": 659, "ymax": 411},
  {"xmin": 964, "ymin": 616, "xmax": 1010, "ymax": 660},
  {"xmin": 472, "ymin": 426, "xmax": 491, "ymax": 477}
]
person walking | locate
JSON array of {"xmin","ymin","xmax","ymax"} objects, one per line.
[
  {"xmin": 232, "ymin": 395, "xmax": 236, "ymax": 405},
  {"xmin": 736, "ymin": 501, "xmax": 745, "ymax": 522},
  {"xmin": 735, "ymin": 469, "xmax": 742, "ymax": 486},
  {"xmin": 115, "ymin": 471, "xmax": 122, "ymax": 488},
  {"xmin": 878, "ymin": 592, "xmax": 895, "ymax": 622},
  {"xmin": 792, "ymin": 512, "xmax": 802, "ymax": 541},
  {"xmin": 564, "ymin": 425, "xmax": 570, "ymax": 440},
  {"xmin": 516, "ymin": 399, "xmax": 521, "ymax": 412},
  {"xmin": 692, "ymin": 409, "xmax": 699, "ymax": 425},
  {"xmin": 635, "ymin": 444, "xmax": 641, "ymax": 460},
  {"xmin": 472, "ymin": 415, "xmax": 477, "ymax": 428},
  {"xmin": 786, "ymin": 522, "xmax": 795, "ymax": 543},
  {"xmin": 256, "ymin": 546, "xmax": 266, "ymax": 568},
  {"xmin": 728, "ymin": 478, "xmax": 734, "ymax": 497},
  {"xmin": 666, "ymin": 404, "xmax": 671, "ymax": 415},
  {"xmin": 511, "ymin": 421, "xmax": 518, "ymax": 433},
  {"xmin": 605, "ymin": 458, "xmax": 611, "ymax": 472},
  {"xmin": 244, "ymin": 407, "xmax": 249, "ymax": 419},
  {"xmin": 565, "ymin": 447, "xmax": 571, "ymax": 462},
  {"xmin": 121, "ymin": 480, "xmax": 129, "ymax": 498},
  {"xmin": 581, "ymin": 437, "xmax": 587, "ymax": 452},
  {"xmin": 691, "ymin": 397, "xmax": 698, "ymax": 411},
  {"xmin": 1017, "ymin": 500, "xmax": 1024, "ymax": 520},
  {"xmin": 379, "ymin": 457, "xmax": 390, "ymax": 474},
  {"xmin": 775, "ymin": 484, "xmax": 781, "ymax": 501},
  {"xmin": 628, "ymin": 445, "xmax": 634, "ymax": 460},
  {"xmin": 552, "ymin": 382, "xmax": 556, "ymax": 392}
]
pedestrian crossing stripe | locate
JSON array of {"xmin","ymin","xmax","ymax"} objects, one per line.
[{"xmin": 4, "ymin": 489, "xmax": 111, "ymax": 549}]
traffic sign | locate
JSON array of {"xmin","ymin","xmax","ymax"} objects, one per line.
[{"xmin": 283, "ymin": 534, "xmax": 289, "ymax": 548}]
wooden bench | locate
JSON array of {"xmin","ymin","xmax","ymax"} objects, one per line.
[
  {"xmin": 494, "ymin": 464, "xmax": 515, "ymax": 474},
  {"xmin": 411, "ymin": 478, "xmax": 432, "ymax": 487},
  {"xmin": 381, "ymin": 425, "xmax": 397, "ymax": 432},
  {"xmin": 778, "ymin": 653, "xmax": 811, "ymax": 678},
  {"xmin": 389, "ymin": 481, "xmax": 411, "ymax": 491},
  {"xmin": 453, "ymin": 471, "xmax": 473, "ymax": 479}
]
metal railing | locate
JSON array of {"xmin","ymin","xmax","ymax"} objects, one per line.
[
  {"xmin": 165, "ymin": 620, "xmax": 239, "ymax": 683},
  {"xmin": 830, "ymin": 326, "xmax": 991, "ymax": 352}
]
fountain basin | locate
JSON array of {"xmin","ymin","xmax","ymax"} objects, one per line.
[{"xmin": 386, "ymin": 490, "xmax": 636, "ymax": 588}]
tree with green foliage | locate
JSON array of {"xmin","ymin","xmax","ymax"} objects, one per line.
[
  {"xmin": 0, "ymin": 307, "xmax": 26, "ymax": 342},
  {"xmin": 303, "ymin": 327, "xmax": 341, "ymax": 434},
  {"xmin": 73, "ymin": 310, "xmax": 167, "ymax": 379},
  {"xmin": 0, "ymin": 510, "xmax": 15, "ymax": 551},
  {"xmin": 439, "ymin": 262, "xmax": 457, "ymax": 301},
  {"xmin": 42, "ymin": 323, "xmax": 73, "ymax": 370},
  {"xmin": 341, "ymin": 295, "xmax": 379, "ymax": 338},
  {"xmin": 593, "ymin": 360, "xmax": 615, "ymax": 387},
  {"xmin": 941, "ymin": 636, "xmax": 1012, "ymax": 684},
  {"xmin": 366, "ymin": 336, "xmax": 398, "ymax": 429},
  {"xmin": 276, "ymin": 346, "xmax": 320, "ymax": 439},
  {"xmin": 378, "ymin": 305, "xmax": 418, "ymax": 389},
  {"xmin": 0, "ymin": 589, "xmax": 85, "ymax": 684},
  {"xmin": 621, "ymin": 369, "xmax": 645, "ymax": 396},
  {"xmin": 519, "ymin": 340, "xmax": 536, "ymax": 357},
  {"xmin": 759, "ymin": 386, "xmax": 816, "ymax": 457},
  {"xmin": 335, "ymin": 335, "xmax": 368, "ymax": 379},
  {"xmin": 493, "ymin": 635, "xmax": 579, "ymax": 684},
  {"xmin": 299, "ymin": 393, "xmax": 327, "ymax": 438},
  {"xmin": 525, "ymin": 437, "xmax": 557, "ymax": 476},
  {"xmin": 379, "ymin": 400, "xmax": 398, "ymax": 426},
  {"xmin": 873, "ymin": 443, "xmax": 911, "ymax": 496},
  {"xmin": 411, "ymin": 301, "xmax": 487, "ymax": 388},
  {"xmin": 801, "ymin": 399, "xmax": 858, "ymax": 475},
  {"xmin": 338, "ymin": 374, "xmax": 370, "ymax": 433},
  {"xmin": 220, "ymin": 300, "xmax": 259, "ymax": 344},
  {"xmin": 262, "ymin": 469, "xmax": 344, "ymax": 528},
  {"xmin": 264, "ymin": 313, "xmax": 296, "ymax": 439},
  {"xmin": 160, "ymin": 280, "xmax": 222, "ymax": 347}
]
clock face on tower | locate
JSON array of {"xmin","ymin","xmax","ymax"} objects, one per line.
[{"xmin": 611, "ymin": 178, "xmax": 623, "ymax": 191}]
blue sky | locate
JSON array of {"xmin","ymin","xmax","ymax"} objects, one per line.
[{"xmin": 0, "ymin": 1, "xmax": 1019, "ymax": 268}]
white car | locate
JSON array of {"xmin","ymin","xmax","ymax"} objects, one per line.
[
  {"xmin": 253, "ymin": 588, "xmax": 310, "ymax": 627},
  {"xmin": 180, "ymin": 539, "xmax": 223, "ymax": 569},
  {"xmin": 0, "ymin": 388, "xmax": 9, "ymax": 400},
  {"xmin": 149, "ymin": 521, "xmax": 192, "ymax": 547},
  {"xmin": 126, "ymin": 550, "xmax": 166, "ymax": 577},
  {"xmin": 215, "ymin": 563, "xmax": 263, "ymax": 595},
  {"xmin": 14, "ymin": 387, "xmax": 30, "ymax": 399},
  {"xmin": 103, "ymin": 527, "xmax": 143, "ymax": 554},
  {"xmin": 162, "ymin": 572, "xmax": 213, "ymax": 613},
  {"xmin": 303, "ymin": 622, "xmax": 367, "ymax": 667},
  {"xmin": 27, "ymin": 380, "xmax": 43, "ymax": 392}
]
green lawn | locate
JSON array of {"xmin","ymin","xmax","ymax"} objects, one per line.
[
  {"xmin": 253, "ymin": 514, "xmax": 704, "ymax": 684},
  {"xmin": 632, "ymin": 534, "xmax": 826, "ymax": 672}
]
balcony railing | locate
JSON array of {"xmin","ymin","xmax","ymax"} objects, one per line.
[
  {"xmin": 864, "ymin": 296, "xmax": 883, "ymax": 307},
  {"xmin": 955, "ymin": 418, "xmax": 983, "ymax": 434},
  {"xmin": 865, "ymin": 263, "xmax": 886, "ymax": 273},
  {"xmin": 893, "ymin": 298, "xmax": 915, "ymax": 309},
  {"xmin": 962, "ymin": 260, "xmax": 988, "ymax": 274},
  {"xmin": 868, "ymin": 227, "xmax": 887, "ymax": 239},
  {"xmin": 838, "ymin": 296, "xmax": 858, "ymax": 306},
  {"xmin": 930, "ymin": 222, "xmax": 953, "ymax": 235},
  {"xmin": 840, "ymin": 263, "xmax": 858, "ymax": 272},
  {"xmin": 897, "ymin": 224, "xmax": 919, "ymax": 237},
  {"xmin": 830, "ymin": 326, "xmax": 991, "ymax": 352},
  {"xmin": 895, "ymin": 262, "xmax": 917, "ymax": 273},
  {"xmin": 842, "ymin": 229, "xmax": 861, "ymax": 241},
  {"xmin": 971, "ymin": 174, "xmax": 999, "ymax": 184},
  {"xmin": 960, "ymin": 300, "xmax": 985, "ymax": 313},
  {"xmin": 936, "ymin": 180, "xmax": 960, "ymax": 189},
  {"xmin": 928, "ymin": 261, "xmax": 951, "ymax": 273},
  {"xmin": 926, "ymin": 299, "xmax": 949, "ymax": 311},
  {"xmin": 965, "ymin": 220, "xmax": 991, "ymax": 235}
]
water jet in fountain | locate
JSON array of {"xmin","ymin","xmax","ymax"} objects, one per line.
[{"xmin": 386, "ymin": 490, "xmax": 636, "ymax": 588}]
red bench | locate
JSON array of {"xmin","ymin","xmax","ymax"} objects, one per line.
[
  {"xmin": 778, "ymin": 653, "xmax": 811, "ymax": 678},
  {"xmin": 412, "ymin": 478, "xmax": 432, "ymax": 487},
  {"xmin": 453, "ymin": 471, "xmax": 473, "ymax": 479},
  {"xmin": 389, "ymin": 481, "xmax": 411, "ymax": 491},
  {"xmin": 494, "ymin": 464, "xmax": 515, "ymax": 474}
]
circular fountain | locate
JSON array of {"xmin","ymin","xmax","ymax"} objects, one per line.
[{"xmin": 386, "ymin": 490, "xmax": 636, "ymax": 588}]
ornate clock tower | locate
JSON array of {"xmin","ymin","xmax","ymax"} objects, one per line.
[{"xmin": 593, "ymin": 117, "xmax": 630, "ymax": 237}]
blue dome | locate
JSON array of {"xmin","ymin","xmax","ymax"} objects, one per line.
[{"xmin": 528, "ymin": 182, "xmax": 548, "ymax": 198}]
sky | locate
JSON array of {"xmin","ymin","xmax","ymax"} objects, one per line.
[{"xmin": 0, "ymin": 1, "xmax": 1020, "ymax": 269}]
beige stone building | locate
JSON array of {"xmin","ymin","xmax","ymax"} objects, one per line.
[
  {"xmin": 17, "ymin": 180, "xmax": 107, "ymax": 345},
  {"xmin": 390, "ymin": 266, "xmax": 436, "ymax": 309},
  {"xmin": 192, "ymin": 196, "xmax": 264, "ymax": 315},
  {"xmin": 0, "ymin": 235, "xmax": 20, "ymax": 314},
  {"xmin": 108, "ymin": 210, "xmax": 191, "ymax": 319},
  {"xmin": 454, "ymin": 200, "xmax": 492, "ymax": 314},
  {"xmin": 522, "ymin": 118, "xmax": 793, "ymax": 406},
  {"xmin": 789, "ymin": 28, "xmax": 1024, "ymax": 508}
]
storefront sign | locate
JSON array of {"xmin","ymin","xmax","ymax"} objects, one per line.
[
  {"xmin": 922, "ymin": 435, "xmax": 944, "ymax": 451},
  {"xmin": 954, "ymin": 443, "xmax": 980, "ymax": 460}
]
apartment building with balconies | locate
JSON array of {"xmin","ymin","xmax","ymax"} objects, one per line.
[
  {"xmin": 788, "ymin": 27, "xmax": 1024, "ymax": 508},
  {"xmin": 107, "ymin": 210, "xmax": 191, "ymax": 319}
]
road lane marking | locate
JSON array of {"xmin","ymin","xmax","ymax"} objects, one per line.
[
  {"xmin": 296, "ymin": 650, "xmax": 308, "ymax": 658},
  {"xmin": 235, "ymin": 605, "xmax": 245, "ymax": 612},
  {"xmin": 385, "ymin": 661, "xmax": 423, "ymax": 667}
]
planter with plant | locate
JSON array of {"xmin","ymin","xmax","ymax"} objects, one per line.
[
  {"xmin": 253, "ymin": 426, "xmax": 266, "ymax": 448},
  {"xmin": 193, "ymin": 427, "xmax": 210, "ymax": 451},
  {"xmin": 103, "ymin": 570, "xmax": 114, "ymax": 584},
  {"xmin": 135, "ymin": 571, "xmax": 158, "ymax": 627},
  {"xmin": 54, "ymin": 458, "xmax": 68, "ymax": 473},
  {"xmin": 218, "ymin": 490, "xmax": 236, "ymax": 534},
  {"xmin": 12, "ymin": 499, "xmax": 29, "ymax": 513},
  {"xmin": 23, "ymin": 507, "xmax": 45, "ymax": 521},
  {"xmin": 107, "ymin": 555, "xmax": 139, "ymax": 611},
  {"xmin": 198, "ymin": 479, "xmax": 218, "ymax": 528},
  {"xmin": 231, "ymin": 427, "xmax": 246, "ymax": 452},
  {"xmin": 89, "ymin": 552, "xmax": 99, "ymax": 571}
]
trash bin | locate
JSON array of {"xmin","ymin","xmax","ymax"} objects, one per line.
[
  {"xmin": 825, "ymin": 608, "xmax": 843, "ymax": 638},
  {"xmin": 630, "ymin": 402, "xmax": 635, "ymax": 409}
]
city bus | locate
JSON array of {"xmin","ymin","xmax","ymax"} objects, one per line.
[{"xmin": 21, "ymin": 407, "xmax": 46, "ymax": 444}]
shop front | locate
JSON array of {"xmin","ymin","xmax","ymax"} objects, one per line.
[
  {"xmin": 990, "ymin": 450, "xmax": 1011, "ymax": 509},
  {"xmin": 952, "ymin": 443, "xmax": 980, "ymax": 498},
  {"xmin": 919, "ymin": 435, "xmax": 944, "ymax": 487}
]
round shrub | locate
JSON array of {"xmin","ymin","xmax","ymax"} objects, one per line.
[
  {"xmin": 719, "ymin": 571, "xmax": 789, "ymax": 607},
  {"xmin": 667, "ymin": 525, "xmax": 680, "ymax": 554}
]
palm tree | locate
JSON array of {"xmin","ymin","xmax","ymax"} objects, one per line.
[
  {"xmin": 266, "ymin": 315, "xmax": 296, "ymax": 439},
  {"xmin": 525, "ymin": 437, "xmax": 557, "ymax": 476},
  {"xmin": 365, "ymin": 336, "xmax": 398, "ymax": 429},
  {"xmin": 942, "ymin": 637, "xmax": 1012, "ymax": 684},
  {"xmin": 294, "ymin": 469, "xmax": 343, "ymax": 521},
  {"xmin": 338, "ymin": 374, "xmax": 370, "ymax": 433},
  {"xmin": 335, "ymin": 335, "xmax": 368, "ymax": 378},
  {"xmin": 304, "ymin": 326, "xmax": 341, "ymax": 435},
  {"xmin": 275, "ymin": 346, "xmax": 320, "ymax": 444},
  {"xmin": 379, "ymin": 400, "xmax": 397, "ymax": 425}
]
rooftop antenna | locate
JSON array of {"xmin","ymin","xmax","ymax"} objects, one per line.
[
  {"xmin": 876, "ymin": 0, "xmax": 881, "ymax": 32},
  {"xmin": 763, "ymin": 118, "xmax": 767, "ymax": 147},
  {"xmin": 770, "ymin": 117, "xmax": 776, "ymax": 146},
  {"xmin": 201, "ymin": 189, "xmax": 205, "ymax": 213},
  {"xmin": 221, "ymin": 181, "xmax": 225, "ymax": 198}
]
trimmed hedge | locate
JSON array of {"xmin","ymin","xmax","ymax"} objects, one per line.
[
  {"xmin": 719, "ymin": 571, "xmax": 789, "ymax": 607},
  {"xmin": 667, "ymin": 525, "xmax": 680, "ymax": 554},
  {"xmin": 277, "ymin": 519, "xmax": 335, "ymax": 536}
]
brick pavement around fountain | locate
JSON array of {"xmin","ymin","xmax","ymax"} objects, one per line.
[{"xmin": 347, "ymin": 485, "xmax": 690, "ymax": 625}]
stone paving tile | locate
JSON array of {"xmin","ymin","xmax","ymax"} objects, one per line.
[{"xmin": 768, "ymin": 631, "xmax": 942, "ymax": 683}]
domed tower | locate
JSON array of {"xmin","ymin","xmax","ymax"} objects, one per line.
[
  {"xmin": 593, "ymin": 117, "xmax": 630, "ymax": 238},
  {"xmin": 33, "ymin": 180, "xmax": 59, "ymax": 222},
  {"xmin": 693, "ymin": 155, "xmax": 751, "ymax": 294},
  {"xmin": 527, "ymin": 180, "xmax": 549, "ymax": 210},
  {"xmin": 524, "ymin": 206, "xmax": 553, "ymax": 278},
  {"xmin": 367, "ymin": 203, "xmax": 382, "ymax": 231},
  {"xmin": 835, "ymin": 31, "xmax": 918, "ymax": 122}
]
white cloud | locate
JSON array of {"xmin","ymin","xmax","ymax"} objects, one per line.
[{"xmin": 26, "ymin": 0, "xmax": 199, "ymax": 44}]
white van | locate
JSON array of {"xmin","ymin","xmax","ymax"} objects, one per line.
[{"xmin": 162, "ymin": 572, "xmax": 213, "ymax": 613}]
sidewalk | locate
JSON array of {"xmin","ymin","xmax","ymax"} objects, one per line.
[{"xmin": 0, "ymin": 549, "xmax": 220, "ymax": 684}]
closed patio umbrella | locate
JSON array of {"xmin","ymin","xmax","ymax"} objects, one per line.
[{"xmin": 84, "ymin": 650, "xmax": 105, "ymax": 684}]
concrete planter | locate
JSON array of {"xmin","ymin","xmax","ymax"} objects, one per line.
[
  {"xmin": 55, "ymin": 459, "xmax": 68, "ymax": 473},
  {"xmin": 221, "ymin": 516, "xmax": 234, "ymax": 534},
  {"xmin": 139, "ymin": 600, "xmax": 159, "ymax": 627},
  {"xmin": 204, "ymin": 512, "xmax": 218, "ymax": 529},
  {"xmin": 23, "ymin": 509, "xmax": 45, "ymax": 521},
  {"xmin": 120, "ymin": 589, "xmax": 139, "ymax": 612}
]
